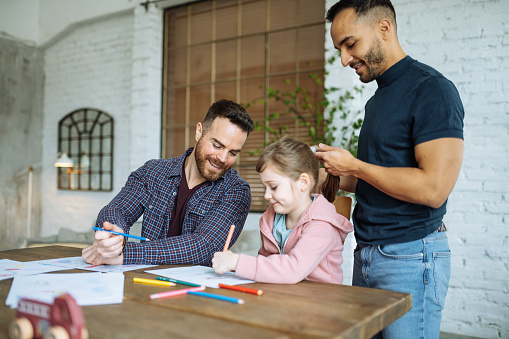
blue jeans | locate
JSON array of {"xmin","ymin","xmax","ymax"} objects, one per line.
[{"xmin": 353, "ymin": 231, "xmax": 451, "ymax": 339}]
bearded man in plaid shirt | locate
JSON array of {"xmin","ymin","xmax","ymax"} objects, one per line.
[{"xmin": 82, "ymin": 99, "xmax": 254, "ymax": 266}]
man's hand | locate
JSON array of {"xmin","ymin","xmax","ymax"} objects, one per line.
[
  {"xmin": 314, "ymin": 143, "xmax": 357, "ymax": 177},
  {"xmin": 314, "ymin": 144, "xmax": 358, "ymax": 193},
  {"xmin": 212, "ymin": 251, "xmax": 240, "ymax": 274},
  {"xmin": 81, "ymin": 222, "xmax": 124, "ymax": 265},
  {"xmin": 82, "ymin": 245, "xmax": 123, "ymax": 265}
]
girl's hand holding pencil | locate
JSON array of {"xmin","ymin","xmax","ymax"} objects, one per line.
[
  {"xmin": 212, "ymin": 225, "xmax": 239, "ymax": 274},
  {"xmin": 212, "ymin": 250, "xmax": 240, "ymax": 274}
]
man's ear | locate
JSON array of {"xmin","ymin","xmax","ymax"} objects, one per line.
[
  {"xmin": 195, "ymin": 122, "xmax": 203, "ymax": 142},
  {"xmin": 298, "ymin": 173, "xmax": 311, "ymax": 192},
  {"xmin": 378, "ymin": 18, "xmax": 392, "ymax": 40}
]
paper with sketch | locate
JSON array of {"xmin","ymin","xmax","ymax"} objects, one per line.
[
  {"xmin": 38, "ymin": 256, "xmax": 157, "ymax": 273},
  {"xmin": 146, "ymin": 266, "xmax": 255, "ymax": 288},
  {"xmin": 0, "ymin": 259, "xmax": 69, "ymax": 281},
  {"xmin": 6, "ymin": 272, "xmax": 124, "ymax": 308}
]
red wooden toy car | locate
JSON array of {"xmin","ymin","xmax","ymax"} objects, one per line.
[{"xmin": 9, "ymin": 293, "xmax": 88, "ymax": 339}]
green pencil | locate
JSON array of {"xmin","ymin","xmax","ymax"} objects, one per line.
[{"xmin": 156, "ymin": 276, "xmax": 201, "ymax": 287}]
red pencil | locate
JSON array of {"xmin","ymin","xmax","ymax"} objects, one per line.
[{"xmin": 219, "ymin": 283, "xmax": 264, "ymax": 296}]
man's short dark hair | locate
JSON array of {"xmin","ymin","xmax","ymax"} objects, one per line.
[
  {"xmin": 202, "ymin": 99, "xmax": 254, "ymax": 135},
  {"xmin": 326, "ymin": 0, "xmax": 397, "ymax": 29}
]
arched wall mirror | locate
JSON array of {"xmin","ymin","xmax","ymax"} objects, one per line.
[{"xmin": 56, "ymin": 108, "xmax": 114, "ymax": 191}]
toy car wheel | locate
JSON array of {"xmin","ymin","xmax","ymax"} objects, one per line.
[
  {"xmin": 44, "ymin": 326, "xmax": 69, "ymax": 339},
  {"xmin": 9, "ymin": 318, "xmax": 33, "ymax": 339}
]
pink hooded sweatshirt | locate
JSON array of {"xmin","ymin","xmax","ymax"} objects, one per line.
[{"xmin": 235, "ymin": 194, "xmax": 354, "ymax": 284}]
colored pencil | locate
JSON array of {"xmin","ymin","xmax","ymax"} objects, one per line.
[
  {"xmin": 223, "ymin": 224, "xmax": 235, "ymax": 251},
  {"xmin": 156, "ymin": 277, "xmax": 201, "ymax": 287},
  {"xmin": 84, "ymin": 264, "xmax": 101, "ymax": 268},
  {"xmin": 133, "ymin": 277, "xmax": 176, "ymax": 287},
  {"xmin": 150, "ymin": 286, "xmax": 205, "ymax": 300},
  {"xmin": 187, "ymin": 291, "xmax": 245, "ymax": 304},
  {"xmin": 93, "ymin": 227, "xmax": 150, "ymax": 241},
  {"xmin": 218, "ymin": 283, "xmax": 264, "ymax": 296}
]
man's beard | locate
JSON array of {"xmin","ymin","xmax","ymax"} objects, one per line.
[
  {"xmin": 358, "ymin": 39, "xmax": 385, "ymax": 83},
  {"xmin": 194, "ymin": 138, "xmax": 229, "ymax": 182}
]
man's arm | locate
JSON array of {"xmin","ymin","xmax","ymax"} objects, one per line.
[
  {"xmin": 316, "ymin": 138, "xmax": 463, "ymax": 208},
  {"xmin": 95, "ymin": 164, "xmax": 150, "ymax": 231},
  {"xmin": 82, "ymin": 163, "xmax": 151, "ymax": 265}
]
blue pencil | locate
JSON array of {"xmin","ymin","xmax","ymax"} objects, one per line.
[
  {"xmin": 92, "ymin": 227, "xmax": 150, "ymax": 241},
  {"xmin": 187, "ymin": 291, "xmax": 245, "ymax": 304}
]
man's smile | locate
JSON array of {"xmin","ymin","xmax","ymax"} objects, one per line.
[
  {"xmin": 351, "ymin": 62, "xmax": 363, "ymax": 74},
  {"xmin": 208, "ymin": 159, "xmax": 224, "ymax": 170}
]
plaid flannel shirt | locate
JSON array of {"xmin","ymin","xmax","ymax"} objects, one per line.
[{"xmin": 95, "ymin": 148, "xmax": 251, "ymax": 266}]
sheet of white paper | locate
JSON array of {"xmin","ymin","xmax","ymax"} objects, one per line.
[
  {"xmin": 6, "ymin": 272, "xmax": 124, "ymax": 308},
  {"xmin": 38, "ymin": 256, "xmax": 157, "ymax": 273},
  {"xmin": 146, "ymin": 266, "xmax": 255, "ymax": 288},
  {"xmin": 0, "ymin": 259, "xmax": 69, "ymax": 281}
]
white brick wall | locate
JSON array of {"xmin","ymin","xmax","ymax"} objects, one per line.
[
  {"xmin": 40, "ymin": 5, "xmax": 163, "ymax": 236},
  {"xmin": 129, "ymin": 4, "xmax": 163, "ymax": 169},
  {"xmin": 325, "ymin": 0, "xmax": 509, "ymax": 337}
]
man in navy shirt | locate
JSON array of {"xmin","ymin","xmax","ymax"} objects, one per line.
[
  {"xmin": 316, "ymin": 1, "xmax": 464, "ymax": 338},
  {"xmin": 82, "ymin": 99, "xmax": 254, "ymax": 266}
]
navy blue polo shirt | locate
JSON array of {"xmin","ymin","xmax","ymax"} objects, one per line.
[{"xmin": 353, "ymin": 56, "xmax": 464, "ymax": 245}]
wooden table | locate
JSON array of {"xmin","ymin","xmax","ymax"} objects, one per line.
[{"xmin": 0, "ymin": 246, "xmax": 411, "ymax": 339}]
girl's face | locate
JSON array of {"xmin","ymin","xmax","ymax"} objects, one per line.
[{"xmin": 259, "ymin": 163, "xmax": 309, "ymax": 216}]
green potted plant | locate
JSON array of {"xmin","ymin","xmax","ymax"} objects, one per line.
[{"xmin": 245, "ymin": 61, "xmax": 363, "ymax": 154}]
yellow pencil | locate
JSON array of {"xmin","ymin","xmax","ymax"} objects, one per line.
[{"xmin": 133, "ymin": 277, "xmax": 176, "ymax": 287}]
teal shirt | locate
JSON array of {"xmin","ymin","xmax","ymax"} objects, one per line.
[{"xmin": 272, "ymin": 196, "xmax": 315, "ymax": 254}]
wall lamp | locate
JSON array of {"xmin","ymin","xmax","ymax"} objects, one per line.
[{"xmin": 54, "ymin": 151, "xmax": 73, "ymax": 168}]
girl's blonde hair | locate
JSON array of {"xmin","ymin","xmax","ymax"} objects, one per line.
[{"xmin": 256, "ymin": 136, "xmax": 340, "ymax": 203}]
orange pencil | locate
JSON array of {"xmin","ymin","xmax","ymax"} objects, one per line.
[
  {"xmin": 223, "ymin": 225, "xmax": 235, "ymax": 251},
  {"xmin": 219, "ymin": 283, "xmax": 264, "ymax": 296}
]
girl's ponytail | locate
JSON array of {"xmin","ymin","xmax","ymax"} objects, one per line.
[{"xmin": 321, "ymin": 174, "xmax": 340, "ymax": 203}]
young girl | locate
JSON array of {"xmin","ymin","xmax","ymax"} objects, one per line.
[{"xmin": 212, "ymin": 136, "xmax": 353, "ymax": 284}]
